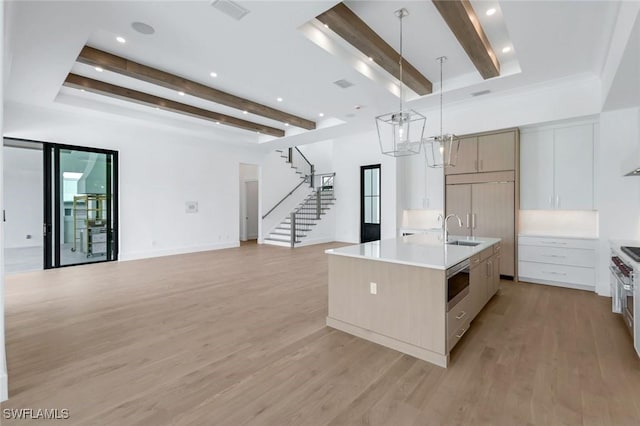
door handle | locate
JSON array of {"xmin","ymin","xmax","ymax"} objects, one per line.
[
  {"xmin": 466, "ymin": 213, "xmax": 470, "ymax": 229},
  {"xmin": 472, "ymin": 214, "xmax": 476, "ymax": 229},
  {"xmin": 555, "ymin": 195, "xmax": 560, "ymax": 208}
]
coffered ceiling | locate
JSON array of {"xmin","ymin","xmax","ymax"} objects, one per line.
[{"xmin": 3, "ymin": 1, "xmax": 621, "ymax": 147}]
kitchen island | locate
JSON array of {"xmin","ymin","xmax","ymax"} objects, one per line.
[{"xmin": 325, "ymin": 234, "xmax": 501, "ymax": 368}]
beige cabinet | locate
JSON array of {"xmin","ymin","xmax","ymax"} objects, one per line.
[
  {"xmin": 446, "ymin": 130, "xmax": 517, "ymax": 175},
  {"xmin": 469, "ymin": 246, "xmax": 501, "ymax": 321},
  {"xmin": 446, "ymin": 182, "xmax": 515, "ymax": 277}
]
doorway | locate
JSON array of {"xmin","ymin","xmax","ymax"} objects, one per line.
[
  {"xmin": 239, "ymin": 164, "xmax": 259, "ymax": 242},
  {"xmin": 360, "ymin": 164, "xmax": 381, "ymax": 243},
  {"xmin": 3, "ymin": 138, "xmax": 118, "ymax": 271}
]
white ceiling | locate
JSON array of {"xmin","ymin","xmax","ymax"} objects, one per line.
[{"xmin": 3, "ymin": 0, "xmax": 623, "ymax": 148}]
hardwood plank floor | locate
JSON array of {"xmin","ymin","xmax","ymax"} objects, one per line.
[{"xmin": 1, "ymin": 242, "xmax": 639, "ymax": 425}]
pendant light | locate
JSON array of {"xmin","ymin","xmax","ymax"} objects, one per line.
[
  {"xmin": 375, "ymin": 8, "xmax": 426, "ymax": 157},
  {"xmin": 424, "ymin": 56, "xmax": 459, "ymax": 168}
]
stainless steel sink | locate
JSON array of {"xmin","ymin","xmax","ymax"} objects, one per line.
[{"xmin": 447, "ymin": 240, "xmax": 482, "ymax": 247}]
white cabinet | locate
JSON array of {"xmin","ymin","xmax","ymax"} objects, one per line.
[
  {"xmin": 398, "ymin": 153, "xmax": 444, "ymax": 210},
  {"xmin": 518, "ymin": 236, "xmax": 597, "ymax": 290},
  {"xmin": 520, "ymin": 123, "xmax": 595, "ymax": 210}
]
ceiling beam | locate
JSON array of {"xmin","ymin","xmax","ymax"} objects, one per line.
[
  {"xmin": 76, "ymin": 46, "xmax": 316, "ymax": 130},
  {"xmin": 316, "ymin": 3, "xmax": 433, "ymax": 96},
  {"xmin": 63, "ymin": 73, "xmax": 285, "ymax": 137},
  {"xmin": 432, "ymin": 0, "xmax": 500, "ymax": 79}
]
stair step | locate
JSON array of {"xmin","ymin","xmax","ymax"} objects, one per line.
[
  {"xmin": 277, "ymin": 225, "xmax": 312, "ymax": 231},
  {"xmin": 264, "ymin": 239, "xmax": 296, "ymax": 247}
]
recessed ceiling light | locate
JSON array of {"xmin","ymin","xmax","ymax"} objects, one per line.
[
  {"xmin": 502, "ymin": 46, "xmax": 512, "ymax": 53},
  {"xmin": 131, "ymin": 21, "xmax": 155, "ymax": 35},
  {"xmin": 486, "ymin": 8, "xmax": 496, "ymax": 16},
  {"xmin": 215, "ymin": 121, "xmax": 220, "ymax": 124},
  {"xmin": 116, "ymin": 36, "xmax": 126, "ymax": 44},
  {"xmin": 256, "ymin": 131, "xmax": 260, "ymax": 134},
  {"xmin": 178, "ymin": 91, "xmax": 185, "ymax": 96},
  {"xmin": 319, "ymin": 112, "xmax": 324, "ymax": 117},
  {"xmin": 80, "ymin": 89, "xmax": 86, "ymax": 92},
  {"xmin": 354, "ymin": 105, "xmax": 362, "ymax": 110},
  {"xmin": 277, "ymin": 97, "xmax": 283, "ymax": 102},
  {"xmin": 324, "ymin": 23, "xmax": 329, "ymax": 29},
  {"xmin": 242, "ymin": 110, "xmax": 248, "ymax": 114},
  {"xmin": 284, "ymin": 123, "xmax": 289, "ymax": 127},
  {"xmin": 368, "ymin": 57, "xmax": 373, "ymax": 62},
  {"xmin": 95, "ymin": 66, "xmax": 104, "ymax": 72},
  {"xmin": 210, "ymin": 72, "xmax": 218, "ymax": 78}
]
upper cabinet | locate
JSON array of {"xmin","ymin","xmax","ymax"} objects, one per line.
[
  {"xmin": 520, "ymin": 122, "xmax": 595, "ymax": 210},
  {"xmin": 445, "ymin": 130, "xmax": 517, "ymax": 175}
]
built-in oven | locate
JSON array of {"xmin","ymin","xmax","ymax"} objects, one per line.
[
  {"xmin": 610, "ymin": 254, "xmax": 634, "ymax": 334},
  {"xmin": 447, "ymin": 259, "xmax": 470, "ymax": 312}
]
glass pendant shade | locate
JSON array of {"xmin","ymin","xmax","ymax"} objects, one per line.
[
  {"xmin": 376, "ymin": 110, "xmax": 426, "ymax": 157},
  {"xmin": 424, "ymin": 134, "xmax": 460, "ymax": 168}
]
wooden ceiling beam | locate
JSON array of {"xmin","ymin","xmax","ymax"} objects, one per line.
[
  {"xmin": 63, "ymin": 73, "xmax": 285, "ymax": 137},
  {"xmin": 76, "ymin": 46, "xmax": 315, "ymax": 130},
  {"xmin": 316, "ymin": 3, "xmax": 432, "ymax": 96},
  {"xmin": 432, "ymin": 0, "xmax": 500, "ymax": 79}
]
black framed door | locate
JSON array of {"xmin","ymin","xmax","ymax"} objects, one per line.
[
  {"xmin": 43, "ymin": 143, "xmax": 118, "ymax": 268},
  {"xmin": 360, "ymin": 164, "xmax": 381, "ymax": 243}
]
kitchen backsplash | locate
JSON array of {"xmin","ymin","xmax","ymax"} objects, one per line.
[{"xmin": 519, "ymin": 210, "xmax": 599, "ymax": 238}]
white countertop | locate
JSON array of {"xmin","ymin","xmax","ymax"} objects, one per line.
[
  {"xmin": 519, "ymin": 233, "xmax": 598, "ymax": 240},
  {"xmin": 325, "ymin": 234, "xmax": 501, "ymax": 270}
]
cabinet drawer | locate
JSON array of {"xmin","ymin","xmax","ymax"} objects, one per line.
[
  {"xmin": 447, "ymin": 320, "xmax": 471, "ymax": 353},
  {"xmin": 480, "ymin": 247, "xmax": 494, "ymax": 262},
  {"xmin": 447, "ymin": 295, "xmax": 470, "ymax": 340},
  {"xmin": 91, "ymin": 233, "xmax": 107, "ymax": 243},
  {"xmin": 518, "ymin": 261, "xmax": 595, "ymax": 286},
  {"xmin": 518, "ymin": 245, "xmax": 595, "ymax": 267},
  {"xmin": 518, "ymin": 236, "xmax": 596, "ymax": 250},
  {"xmin": 91, "ymin": 242, "xmax": 107, "ymax": 253},
  {"xmin": 469, "ymin": 254, "xmax": 481, "ymax": 269}
]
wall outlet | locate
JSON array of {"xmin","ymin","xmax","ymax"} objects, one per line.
[{"xmin": 370, "ymin": 282, "xmax": 377, "ymax": 295}]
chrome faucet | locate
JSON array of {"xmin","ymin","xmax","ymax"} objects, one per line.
[{"xmin": 441, "ymin": 214, "xmax": 463, "ymax": 242}]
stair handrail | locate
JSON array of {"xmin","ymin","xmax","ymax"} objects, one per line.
[
  {"xmin": 289, "ymin": 173, "xmax": 335, "ymax": 247},
  {"xmin": 262, "ymin": 178, "xmax": 309, "ymax": 219}
]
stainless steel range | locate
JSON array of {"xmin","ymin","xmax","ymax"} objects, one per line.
[{"xmin": 610, "ymin": 243, "xmax": 640, "ymax": 358}]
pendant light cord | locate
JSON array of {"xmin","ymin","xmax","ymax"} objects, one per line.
[
  {"xmin": 399, "ymin": 12, "xmax": 404, "ymax": 115},
  {"xmin": 439, "ymin": 57, "xmax": 443, "ymax": 139}
]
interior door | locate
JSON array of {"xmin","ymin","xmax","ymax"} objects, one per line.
[
  {"xmin": 445, "ymin": 184, "xmax": 471, "ymax": 237},
  {"xmin": 472, "ymin": 182, "xmax": 515, "ymax": 277},
  {"xmin": 360, "ymin": 164, "xmax": 381, "ymax": 243},
  {"xmin": 50, "ymin": 145, "xmax": 118, "ymax": 267},
  {"xmin": 245, "ymin": 180, "xmax": 259, "ymax": 240}
]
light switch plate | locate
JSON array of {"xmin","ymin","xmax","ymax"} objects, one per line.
[{"xmin": 370, "ymin": 282, "xmax": 377, "ymax": 295}]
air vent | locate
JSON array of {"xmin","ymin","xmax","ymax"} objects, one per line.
[
  {"xmin": 471, "ymin": 89, "xmax": 491, "ymax": 97},
  {"xmin": 211, "ymin": 0, "xmax": 250, "ymax": 21},
  {"xmin": 333, "ymin": 79, "xmax": 354, "ymax": 89}
]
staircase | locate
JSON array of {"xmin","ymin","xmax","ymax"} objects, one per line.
[
  {"xmin": 263, "ymin": 148, "xmax": 336, "ymax": 247},
  {"xmin": 265, "ymin": 187, "xmax": 336, "ymax": 247}
]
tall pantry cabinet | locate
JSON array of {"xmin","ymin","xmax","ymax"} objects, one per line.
[{"xmin": 445, "ymin": 129, "xmax": 519, "ymax": 278}]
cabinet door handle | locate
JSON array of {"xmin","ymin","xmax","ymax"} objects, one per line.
[
  {"xmin": 466, "ymin": 213, "xmax": 470, "ymax": 229},
  {"xmin": 480, "ymin": 159, "xmax": 484, "ymax": 171},
  {"xmin": 555, "ymin": 195, "xmax": 560, "ymax": 208},
  {"xmin": 456, "ymin": 326, "xmax": 469, "ymax": 339},
  {"xmin": 487, "ymin": 260, "xmax": 492, "ymax": 277},
  {"xmin": 472, "ymin": 214, "xmax": 476, "ymax": 229},
  {"xmin": 456, "ymin": 311, "xmax": 467, "ymax": 320}
]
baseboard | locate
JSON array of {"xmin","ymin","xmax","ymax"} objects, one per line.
[
  {"xmin": 518, "ymin": 277, "xmax": 595, "ymax": 292},
  {"xmin": 119, "ymin": 242, "xmax": 240, "ymax": 262},
  {"xmin": 326, "ymin": 317, "xmax": 448, "ymax": 368},
  {"xmin": 295, "ymin": 237, "xmax": 336, "ymax": 247},
  {"xmin": 0, "ymin": 371, "xmax": 7, "ymax": 402}
]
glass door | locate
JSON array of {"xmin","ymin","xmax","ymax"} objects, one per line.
[
  {"xmin": 360, "ymin": 164, "xmax": 381, "ymax": 243},
  {"xmin": 45, "ymin": 144, "xmax": 118, "ymax": 268}
]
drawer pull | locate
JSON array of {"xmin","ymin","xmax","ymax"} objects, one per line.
[
  {"xmin": 543, "ymin": 254, "xmax": 566, "ymax": 258},
  {"xmin": 455, "ymin": 327, "xmax": 469, "ymax": 339},
  {"xmin": 542, "ymin": 241, "xmax": 567, "ymax": 245},
  {"xmin": 455, "ymin": 311, "xmax": 466, "ymax": 320},
  {"xmin": 543, "ymin": 271, "xmax": 567, "ymax": 276}
]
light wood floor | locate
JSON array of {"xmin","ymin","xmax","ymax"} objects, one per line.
[{"xmin": 1, "ymin": 242, "xmax": 639, "ymax": 425}]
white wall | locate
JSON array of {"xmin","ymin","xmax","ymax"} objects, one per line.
[
  {"xmin": 1, "ymin": 0, "xmax": 8, "ymax": 403},
  {"xmin": 3, "ymin": 146, "xmax": 42, "ymax": 248},
  {"xmin": 297, "ymin": 139, "xmax": 334, "ymax": 174},
  {"xmin": 596, "ymin": 107, "xmax": 640, "ymax": 295},
  {"xmin": 333, "ymin": 129, "xmax": 397, "ymax": 243},
  {"xmin": 4, "ymin": 102, "xmax": 265, "ymax": 261}
]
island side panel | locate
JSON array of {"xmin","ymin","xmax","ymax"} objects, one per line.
[{"xmin": 327, "ymin": 255, "xmax": 447, "ymax": 356}]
